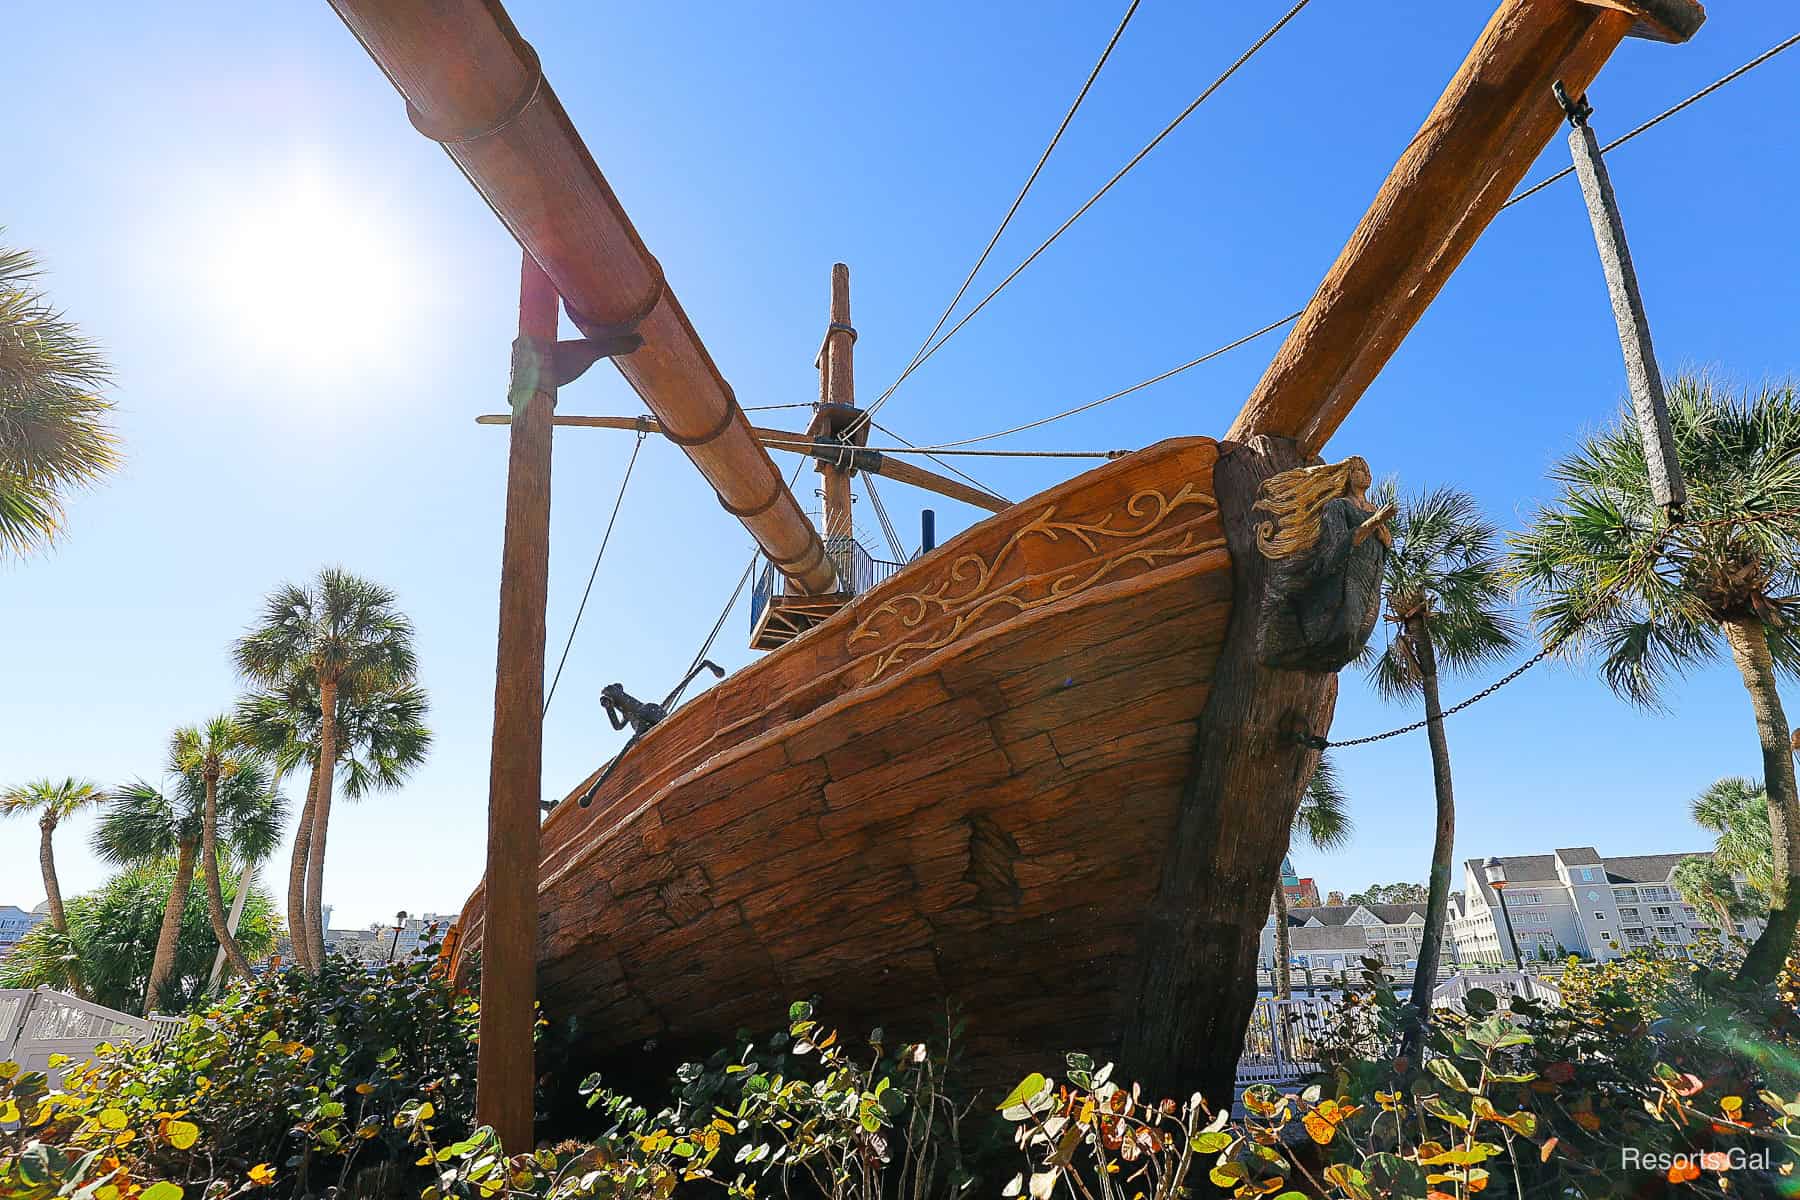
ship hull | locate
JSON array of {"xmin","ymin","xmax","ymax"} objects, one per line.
[{"xmin": 453, "ymin": 436, "xmax": 1234, "ymax": 1075}]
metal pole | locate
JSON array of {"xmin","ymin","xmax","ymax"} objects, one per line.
[
  {"xmin": 1555, "ymin": 80, "xmax": 1687, "ymax": 520},
  {"xmin": 477, "ymin": 252, "xmax": 556, "ymax": 1154},
  {"xmin": 920, "ymin": 509, "xmax": 936, "ymax": 555}
]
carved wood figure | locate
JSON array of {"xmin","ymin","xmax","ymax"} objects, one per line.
[{"xmin": 1254, "ymin": 456, "xmax": 1394, "ymax": 672}]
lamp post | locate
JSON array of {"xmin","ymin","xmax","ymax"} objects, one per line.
[
  {"xmin": 388, "ymin": 910, "xmax": 410, "ymax": 964},
  {"xmin": 1483, "ymin": 858, "xmax": 1524, "ymax": 969}
]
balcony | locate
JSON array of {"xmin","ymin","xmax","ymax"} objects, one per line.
[{"xmin": 749, "ymin": 535, "xmax": 904, "ymax": 650}]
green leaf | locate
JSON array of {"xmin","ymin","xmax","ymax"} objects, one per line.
[
  {"xmin": 1427, "ymin": 1058, "xmax": 1472, "ymax": 1094},
  {"xmin": 997, "ymin": 1073, "xmax": 1049, "ymax": 1113},
  {"xmin": 142, "ymin": 1185, "xmax": 184, "ymax": 1200},
  {"xmin": 1190, "ymin": 1131, "xmax": 1233, "ymax": 1154},
  {"xmin": 1462, "ymin": 988, "xmax": 1498, "ymax": 1017}
]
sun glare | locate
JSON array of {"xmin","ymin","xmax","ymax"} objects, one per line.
[{"xmin": 206, "ymin": 166, "xmax": 422, "ymax": 376}]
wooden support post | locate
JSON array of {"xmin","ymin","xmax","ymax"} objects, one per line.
[
  {"xmin": 819, "ymin": 263, "xmax": 857, "ymax": 542},
  {"xmin": 1558, "ymin": 83, "xmax": 1688, "ymax": 517},
  {"xmin": 477, "ymin": 252, "xmax": 556, "ymax": 1154}
]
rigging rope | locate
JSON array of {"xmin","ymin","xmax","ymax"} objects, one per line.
[
  {"xmin": 863, "ymin": 473, "xmax": 908, "ymax": 561},
  {"xmin": 544, "ymin": 430, "xmax": 648, "ymax": 716},
  {"xmin": 1315, "ymin": 505, "xmax": 1800, "ymax": 748},
  {"xmin": 857, "ymin": 0, "xmax": 1314, "ymax": 432},
  {"xmin": 871, "ymin": 419, "xmax": 1011, "ymax": 505},
  {"xmin": 841, "ymin": 0, "xmax": 1143, "ymax": 445},
  {"xmin": 766, "ymin": 437, "xmax": 1124, "ymax": 459},
  {"xmin": 885, "ymin": 28, "xmax": 1800, "ymax": 455}
]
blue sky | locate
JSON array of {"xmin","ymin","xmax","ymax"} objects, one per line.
[{"xmin": 3, "ymin": 2, "xmax": 1796, "ymax": 929}]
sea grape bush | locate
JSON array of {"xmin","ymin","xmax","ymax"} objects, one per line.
[
  {"xmin": 12, "ymin": 955, "xmax": 1800, "ymax": 1200},
  {"xmin": 0, "ymin": 947, "xmax": 479, "ymax": 1199}
]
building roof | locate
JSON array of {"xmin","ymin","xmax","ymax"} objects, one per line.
[
  {"xmin": 1606, "ymin": 853, "xmax": 1707, "ymax": 884},
  {"xmin": 1287, "ymin": 903, "xmax": 1428, "ymax": 928},
  {"xmin": 1464, "ymin": 851, "xmax": 1714, "ymax": 902},
  {"xmin": 1554, "ymin": 847, "xmax": 1603, "ymax": 866},
  {"xmin": 1289, "ymin": 925, "xmax": 1372, "ymax": 952}
]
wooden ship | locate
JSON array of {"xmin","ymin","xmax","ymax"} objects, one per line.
[{"xmin": 327, "ymin": 0, "xmax": 1703, "ymax": 1137}]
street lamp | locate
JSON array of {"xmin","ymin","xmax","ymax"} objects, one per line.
[
  {"xmin": 388, "ymin": 910, "xmax": 410, "ymax": 963},
  {"xmin": 1483, "ymin": 858, "xmax": 1525, "ymax": 969}
]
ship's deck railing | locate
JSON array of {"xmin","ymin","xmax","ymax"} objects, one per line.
[{"xmin": 749, "ymin": 535, "xmax": 902, "ymax": 634}]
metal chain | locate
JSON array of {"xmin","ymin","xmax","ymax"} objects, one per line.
[{"xmin": 1315, "ymin": 504, "xmax": 1800, "ymax": 748}]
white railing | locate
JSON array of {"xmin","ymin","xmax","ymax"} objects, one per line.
[
  {"xmin": 1236, "ymin": 971, "xmax": 1564, "ymax": 1087},
  {"xmin": 0, "ymin": 987, "xmax": 166, "ymax": 1085}
]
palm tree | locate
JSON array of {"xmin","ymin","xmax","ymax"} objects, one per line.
[
  {"xmin": 233, "ymin": 569, "xmax": 418, "ymax": 967},
  {"xmin": 1691, "ymin": 776, "xmax": 1773, "ymax": 896},
  {"xmin": 237, "ymin": 674, "xmax": 431, "ymax": 972},
  {"xmin": 169, "ymin": 718, "xmax": 261, "ymax": 980},
  {"xmin": 1274, "ymin": 755, "xmax": 1354, "ymax": 998},
  {"xmin": 94, "ymin": 756, "xmax": 285, "ymax": 1014},
  {"xmin": 0, "ymin": 236, "xmax": 118, "ymax": 559},
  {"xmin": 1512, "ymin": 377, "xmax": 1800, "ymax": 984},
  {"xmin": 0, "ymin": 860, "xmax": 278, "ymax": 1013},
  {"xmin": 0, "ymin": 777, "xmax": 104, "ymax": 996},
  {"xmin": 1366, "ymin": 487, "xmax": 1520, "ymax": 1044},
  {"xmin": 1672, "ymin": 856, "xmax": 1751, "ymax": 936}
]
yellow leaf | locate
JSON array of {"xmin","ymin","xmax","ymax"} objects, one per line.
[
  {"xmin": 1302, "ymin": 1112, "xmax": 1338, "ymax": 1145},
  {"xmin": 0, "ymin": 1061, "xmax": 19, "ymax": 1079},
  {"xmin": 417, "ymin": 1101, "xmax": 435, "ymax": 1120},
  {"xmin": 142, "ymin": 1183, "xmax": 185, "ymax": 1200},
  {"xmin": 98, "ymin": 1108, "xmax": 129, "ymax": 1130},
  {"xmin": 247, "ymin": 1163, "xmax": 277, "ymax": 1187},
  {"xmin": 355, "ymin": 1083, "xmax": 375, "ymax": 1095},
  {"xmin": 1722, "ymin": 1096, "xmax": 1744, "ymax": 1118},
  {"xmin": 0, "ymin": 1100, "xmax": 18, "ymax": 1123},
  {"xmin": 166, "ymin": 1119, "xmax": 201, "ymax": 1150}
]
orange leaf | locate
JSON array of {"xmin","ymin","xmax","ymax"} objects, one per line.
[{"xmin": 1668, "ymin": 1162, "xmax": 1701, "ymax": 1184}]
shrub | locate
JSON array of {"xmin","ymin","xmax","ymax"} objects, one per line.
[{"xmin": 0, "ymin": 947, "xmax": 477, "ymax": 1198}]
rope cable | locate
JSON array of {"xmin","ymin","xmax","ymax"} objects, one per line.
[
  {"xmin": 887, "ymin": 31, "xmax": 1800, "ymax": 454},
  {"xmin": 871, "ymin": 420, "xmax": 1012, "ymax": 504},
  {"xmin": 864, "ymin": 473, "xmax": 908, "ymax": 561},
  {"xmin": 858, "ymin": 0, "xmax": 1314, "ymax": 430},
  {"xmin": 841, "ymin": 0, "xmax": 1144, "ymax": 444},
  {"xmin": 543, "ymin": 430, "xmax": 648, "ymax": 716}
]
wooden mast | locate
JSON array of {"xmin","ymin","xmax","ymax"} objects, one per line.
[
  {"xmin": 326, "ymin": 0, "xmax": 836, "ymax": 595},
  {"xmin": 478, "ymin": 253, "xmax": 555, "ymax": 1153},
  {"xmin": 1226, "ymin": 0, "xmax": 1703, "ymax": 453},
  {"xmin": 813, "ymin": 263, "xmax": 863, "ymax": 542}
]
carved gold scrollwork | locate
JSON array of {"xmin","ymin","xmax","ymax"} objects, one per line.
[{"xmin": 850, "ymin": 483, "xmax": 1223, "ymax": 682}]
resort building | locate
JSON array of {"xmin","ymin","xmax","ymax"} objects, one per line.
[
  {"xmin": 1447, "ymin": 847, "xmax": 1765, "ymax": 964},
  {"xmin": 0, "ymin": 904, "xmax": 48, "ymax": 960},
  {"xmin": 1261, "ymin": 902, "xmax": 1442, "ymax": 972},
  {"xmin": 1278, "ymin": 855, "xmax": 1321, "ymax": 909}
]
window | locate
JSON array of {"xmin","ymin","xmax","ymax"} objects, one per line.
[
  {"xmin": 1619, "ymin": 907, "xmax": 1641, "ymax": 922},
  {"xmin": 1651, "ymin": 906, "xmax": 1674, "ymax": 921},
  {"xmin": 1614, "ymin": 887, "xmax": 1639, "ymax": 902},
  {"xmin": 1594, "ymin": 912, "xmax": 1606, "ymax": 920}
]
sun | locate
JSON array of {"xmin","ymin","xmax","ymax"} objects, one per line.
[{"xmin": 206, "ymin": 163, "xmax": 422, "ymax": 376}]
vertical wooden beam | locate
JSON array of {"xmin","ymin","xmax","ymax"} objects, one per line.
[
  {"xmin": 819, "ymin": 263, "xmax": 856, "ymax": 542},
  {"xmin": 477, "ymin": 252, "xmax": 556, "ymax": 1154},
  {"xmin": 1559, "ymin": 85, "xmax": 1687, "ymax": 516}
]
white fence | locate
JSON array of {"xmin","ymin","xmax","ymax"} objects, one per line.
[
  {"xmin": 1236, "ymin": 970, "xmax": 1562, "ymax": 1087},
  {"xmin": 0, "ymin": 988, "xmax": 184, "ymax": 1085}
]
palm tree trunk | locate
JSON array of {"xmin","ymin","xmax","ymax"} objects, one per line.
[
  {"xmin": 287, "ymin": 760, "xmax": 320, "ymax": 973},
  {"xmin": 207, "ymin": 856, "xmax": 259, "ymax": 996},
  {"xmin": 202, "ymin": 774, "xmax": 256, "ymax": 979},
  {"xmin": 143, "ymin": 839, "xmax": 198, "ymax": 1015},
  {"xmin": 1405, "ymin": 620, "xmax": 1455, "ymax": 1051},
  {"xmin": 38, "ymin": 817, "xmax": 86, "ymax": 1000},
  {"xmin": 304, "ymin": 674, "xmax": 341, "ymax": 967},
  {"xmin": 1724, "ymin": 618, "xmax": 1800, "ymax": 984},
  {"xmin": 1273, "ymin": 886, "xmax": 1292, "ymax": 999}
]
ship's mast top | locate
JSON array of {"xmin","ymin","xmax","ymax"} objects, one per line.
[{"xmin": 810, "ymin": 263, "xmax": 868, "ymax": 541}]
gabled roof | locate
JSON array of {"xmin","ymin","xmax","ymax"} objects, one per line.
[
  {"xmin": 1554, "ymin": 847, "xmax": 1603, "ymax": 866},
  {"xmin": 1290, "ymin": 925, "xmax": 1372, "ymax": 952},
  {"xmin": 1286, "ymin": 903, "xmax": 1429, "ymax": 928},
  {"xmin": 1606, "ymin": 852, "xmax": 1708, "ymax": 884}
]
